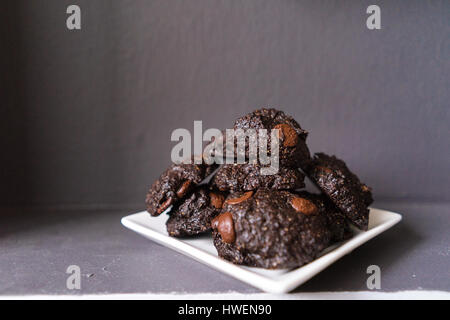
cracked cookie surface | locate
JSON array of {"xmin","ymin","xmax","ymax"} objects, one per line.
[
  {"xmin": 211, "ymin": 163, "xmax": 305, "ymax": 192},
  {"xmin": 166, "ymin": 186, "xmax": 226, "ymax": 237},
  {"xmin": 301, "ymin": 153, "xmax": 373, "ymax": 230},
  {"xmin": 294, "ymin": 191, "xmax": 353, "ymax": 243}
]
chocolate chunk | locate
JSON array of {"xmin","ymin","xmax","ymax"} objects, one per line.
[
  {"xmin": 176, "ymin": 180, "xmax": 192, "ymax": 198},
  {"xmin": 211, "ymin": 212, "xmax": 235, "ymax": 243},
  {"xmin": 224, "ymin": 191, "xmax": 254, "ymax": 205},
  {"xmin": 209, "ymin": 191, "xmax": 225, "ymax": 209},
  {"xmin": 274, "ymin": 123, "xmax": 298, "ymax": 147},
  {"xmin": 290, "ymin": 197, "xmax": 318, "ymax": 215},
  {"xmin": 157, "ymin": 198, "xmax": 174, "ymax": 214}
]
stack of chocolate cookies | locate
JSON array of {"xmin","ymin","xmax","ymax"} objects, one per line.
[{"xmin": 145, "ymin": 108, "xmax": 373, "ymax": 269}]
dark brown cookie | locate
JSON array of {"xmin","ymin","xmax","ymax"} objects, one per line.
[
  {"xmin": 324, "ymin": 204, "xmax": 353, "ymax": 243},
  {"xmin": 212, "ymin": 189, "xmax": 331, "ymax": 269},
  {"xmin": 233, "ymin": 108, "xmax": 310, "ymax": 167},
  {"xmin": 145, "ymin": 157, "xmax": 217, "ymax": 216},
  {"xmin": 166, "ymin": 187, "xmax": 226, "ymax": 237},
  {"xmin": 294, "ymin": 191, "xmax": 353, "ymax": 243},
  {"xmin": 211, "ymin": 164, "xmax": 305, "ymax": 192},
  {"xmin": 207, "ymin": 109, "xmax": 310, "ymax": 167},
  {"xmin": 301, "ymin": 153, "xmax": 373, "ymax": 230}
]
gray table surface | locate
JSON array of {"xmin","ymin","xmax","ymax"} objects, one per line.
[{"xmin": 1, "ymin": 200, "xmax": 449, "ymax": 296}]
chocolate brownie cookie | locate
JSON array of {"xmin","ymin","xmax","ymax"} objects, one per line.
[
  {"xmin": 294, "ymin": 191, "xmax": 353, "ymax": 243},
  {"xmin": 211, "ymin": 189, "xmax": 331, "ymax": 269},
  {"xmin": 231, "ymin": 108, "xmax": 311, "ymax": 167},
  {"xmin": 211, "ymin": 164, "xmax": 305, "ymax": 192},
  {"xmin": 145, "ymin": 157, "xmax": 217, "ymax": 216},
  {"xmin": 301, "ymin": 153, "xmax": 373, "ymax": 230},
  {"xmin": 166, "ymin": 187, "xmax": 226, "ymax": 237}
]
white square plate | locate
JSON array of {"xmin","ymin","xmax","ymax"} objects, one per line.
[{"xmin": 121, "ymin": 208, "xmax": 401, "ymax": 293}]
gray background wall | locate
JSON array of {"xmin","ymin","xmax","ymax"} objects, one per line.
[{"xmin": 1, "ymin": 0, "xmax": 449, "ymax": 209}]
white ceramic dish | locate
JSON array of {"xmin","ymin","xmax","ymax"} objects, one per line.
[{"xmin": 121, "ymin": 208, "xmax": 401, "ymax": 293}]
